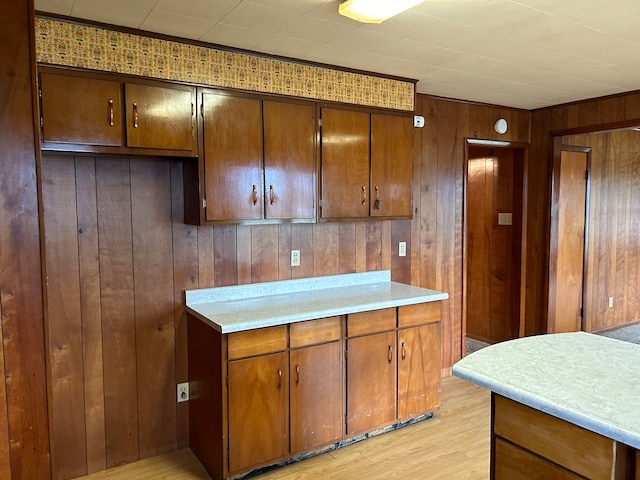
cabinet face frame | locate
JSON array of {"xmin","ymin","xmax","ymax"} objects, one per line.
[{"xmin": 37, "ymin": 66, "xmax": 197, "ymax": 157}]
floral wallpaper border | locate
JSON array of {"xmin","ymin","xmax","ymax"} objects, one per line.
[{"xmin": 35, "ymin": 17, "xmax": 415, "ymax": 111}]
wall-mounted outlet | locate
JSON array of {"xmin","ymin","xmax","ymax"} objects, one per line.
[
  {"xmin": 399, "ymin": 242, "xmax": 407, "ymax": 257},
  {"xmin": 291, "ymin": 249, "xmax": 301, "ymax": 267},
  {"xmin": 608, "ymin": 296, "xmax": 614, "ymax": 308},
  {"xmin": 177, "ymin": 382, "xmax": 189, "ymax": 403}
]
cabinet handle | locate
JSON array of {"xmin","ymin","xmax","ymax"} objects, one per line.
[
  {"xmin": 401, "ymin": 342, "xmax": 406, "ymax": 360},
  {"xmin": 361, "ymin": 186, "xmax": 367, "ymax": 205},
  {"xmin": 277, "ymin": 369, "xmax": 282, "ymax": 389},
  {"xmin": 375, "ymin": 185, "xmax": 381, "ymax": 210},
  {"xmin": 133, "ymin": 102, "xmax": 138, "ymax": 128},
  {"xmin": 252, "ymin": 185, "xmax": 258, "ymax": 205},
  {"xmin": 108, "ymin": 99, "xmax": 114, "ymax": 126},
  {"xmin": 388, "ymin": 345, "xmax": 393, "ymax": 363},
  {"xmin": 295, "ymin": 365, "xmax": 300, "ymax": 385},
  {"xmin": 269, "ymin": 185, "xmax": 275, "ymax": 205}
]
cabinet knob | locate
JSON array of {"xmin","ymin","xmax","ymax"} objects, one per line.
[
  {"xmin": 252, "ymin": 184, "xmax": 258, "ymax": 205},
  {"xmin": 375, "ymin": 185, "xmax": 381, "ymax": 210},
  {"xmin": 277, "ymin": 369, "xmax": 282, "ymax": 389},
  {"xmin": 361, "ymin": 186, "xmax": 367, "ymax": 205},
  {"xmin": 388, "ymin": 345, "xmax": 393, "ymax": 363},
  {"xmin": 295, "ymin": 365, "xmax": 300, "ymax": 385},
  {"xmin": 401, "ymin": 342, "xmax": 406, "ymax": 360},
  {"xmin": 269, "ymin": 184, "xmax": 275, "ymax": 205}
]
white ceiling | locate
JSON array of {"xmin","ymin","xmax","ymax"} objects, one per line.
[{"xmin": 33, "ymin": 0, "xmax": 640, "ymax": 110}]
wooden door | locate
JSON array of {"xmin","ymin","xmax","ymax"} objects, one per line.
[
  {"xmin": 465, "ymin": 146, "xmax": 524, "ymax": 343},
  {"xmin": 346, "ymin": 331, "xmax": 396, "ymax": 435},
  {"xmin": 39, "ymin": 72, "xmax": 123, "ymax": 146},
  {"xmin": 548, "ymin": 144, "xmax": 589, "ymax": 333},
  {"xmin": 201, "ymin": 92, "xmax": 263, "ymax": 222},
  {"xmin": 289, "ymin": 341, "xmax": 342, "ymax": 453},
  {"xmin": 397, "ymin": 323, "xmax": 441, "ymax": 419},
  {"xmin": 319, "ymin": 107, "xmax": 370, "ymax": 219},
  {"xmin": 263, "ymin": 100, "xmax": 316, "ymax": 220},
  {"xmin": 227, "ymin": 352, "xmax": 288, "ymax": 473},
  {"xmin": 370, "ymin": 113, "xmax": 413, "ymax": 218},
  {"xmin": 124, "ymin": 83, "xmax": 195, "ymax": 151}
]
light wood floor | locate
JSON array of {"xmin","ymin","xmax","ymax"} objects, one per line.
[{"xmin": 78, "ymin": 376, "xmax": 490, "ymax": 479}]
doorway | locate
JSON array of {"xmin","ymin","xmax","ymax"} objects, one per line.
[
  {"xmin": 547, "ymin": 139, "xmax": 590, "ymax": 333},
  {"xmin": 463, "ymin": 140, "xmax": 527, "ymax": 347}
]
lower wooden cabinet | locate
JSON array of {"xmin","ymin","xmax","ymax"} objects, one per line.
[
  {"xmin": 227, "ymin": 352, "xmax": 288, "ymax": 473},
  {"xmin": 492, "ymin": 394, "xmax": 634, "ymax": 480},
  {"xmin": 187, "ymin": 302, "xmax": 441, "ymax": 479}
]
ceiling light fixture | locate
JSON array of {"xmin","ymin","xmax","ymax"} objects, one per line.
[{"xmin": 338, "ymin": 0, "xmax": 427, "ymax": 24}]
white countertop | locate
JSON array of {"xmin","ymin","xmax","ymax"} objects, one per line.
[
  {"xmin": 185, "ymin": 270, "xmax": 448, "ymax": 333},
  {"xmin": 453, "ymin": 332, "xmax": 640, "ymax": 449}
]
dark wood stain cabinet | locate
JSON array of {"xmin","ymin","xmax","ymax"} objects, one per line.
[
  {"xmin": 38, "ymin": 68, "xmax": 197, "ymax": 156},
  {"xmin": 187, "ymin": 303, "xmax": 441, "ymax": 479},
  {"xmin": 320, "ymin": 107, "xmax": 414, "ymax": 221}
]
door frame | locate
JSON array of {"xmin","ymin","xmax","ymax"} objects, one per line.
[
  {"xmin": 547, "ymin": 139, "xmax": 591, "ymax": 333},
  {"xmin": 462, "ymin": 139, "xmax": 529, "ymax": 354}
]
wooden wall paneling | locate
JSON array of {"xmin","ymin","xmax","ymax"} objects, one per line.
[
  {"xmin": 626, "ymin": 134, "xmax": 640, "ymax": 322},
  {"xmin": 381, "ymin": 221, "xmax": 392, "ymax": 272},
  {"xmin": 365, "ymin": 221, "xmax": 383, "ymax": 271},
  {"xmin": 418, "ymin": 97, "xmax": 438, "ymax": 291},
  {"xmin": 436, "ymin": 99, "xmax": 460, "ymax": 368},
  {"xmin": 0, "ymin": 299, "xmax": 9, "ymax": 479},
  {"xmin": 613, "ymin": 133, "xmax": 631, "ymax": 326},
  {"xmin": 236, "ymin": 226, "xmax": 252, "ymax": 284},
  {"xmin": 551, "ymin": 106, "xmax": 570, "ymax": 131},
  {"xmin": 251, "ymin": 225, "xmax": 279, "ymax": 283},
  {"xmin": 213, "ymin": 226, "xmax": 238, "ymax": 287},
  {"xmin": 170, "ymin": 160, "xmax": 198, "ymax": 449},
  {"xmin": 313, "ymin": 223, "xmax": 340, "ymax": 276},
  {"xmin": 0, "ymin": 0, "xmax": 51, "ymax": 477},
  {"xmin": 131, "ymin": 158, "xmax": 177, "ymax": 458},
  {"xmin": 624, "ymin": 93, "xmax": 640, "ymax": 118},
  {"xmin": 76, "ymin": 157, "xmax": 107, "ymax": 474},
  {"xmin": 391, "ymin": 220, "xmax": 411, "ymax": 284},
  {"xmin": 597, "ymin": 97, "xmax": 626, "ymax": 124},
  {"xmin": 577, "ymin": 100, "xmax": 598, "ymax": 127},
  {"xmin": 197, "ymin": 227, "xmax": 215, "ymax": 288},
  {"xmin": 355, "ymin": 222, "xmax": 368, "ymax": 272},
  {"xmin": 291, "ymin": 224, "xmax": 314, "ymax": 279},
  {"xmin": 410, "ymin": 100, "xmax": 423, "ymax": 287},
  {"xmin": 601, "ymin": 134, "xmax": 618, "ymax": 329},
  {"xmin": 278, "ymin": 224, "xmax": 293, "ymax": 280},
  {"xmin": 338, "ymin": 223, "xmax": 356, "ymax": 274},
  {"xmin": 42, "ymin": 155, "xmax": 88, "ymax": 480},
  {"xmin": 96, "ymin": 158, "xmax": 139, "ymax": 468}
]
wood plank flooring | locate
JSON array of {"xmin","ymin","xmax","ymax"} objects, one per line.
[{"xmin": 78, "ymin": 376, "xmax": 490, "ymax": 479}]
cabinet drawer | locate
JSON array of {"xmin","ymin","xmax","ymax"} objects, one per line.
[
  {"xmin": 227, "ymin": 325, "xmax": 287, "ymax": 360},
  {"xmin": 347, "ymin": 308, "xmax": 396, "ymax": 337},
  {"xmin": 290, "ymin": 317, "xmax": 341, "ymax": 348},
  {"xmin": 398, "ymin": 302, "xmax": 440, "ymax": 327},
  {"xmin": 494, "ymin": 437, "xmax": 582, "ymax": 480},
  {"xmin": 493, "ymin": 395, "xmax": 618, "ymax": 479}
]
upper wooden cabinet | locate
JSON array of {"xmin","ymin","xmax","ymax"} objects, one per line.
[
  {"xmin": 38, "ymin": 68, "xmax": 197, "ymax": 156},
  {"xmin": 319, "ymin": 107, "xmax": 414, "ymax": 220},
  {"xmin": 186, "ymin": 89, "xmax": 316, "ymax": 225}
]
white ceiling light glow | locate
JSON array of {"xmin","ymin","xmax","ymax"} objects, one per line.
[{"xmin": 338, "ymin": 0, "xmax": 427, "ymax": 24}]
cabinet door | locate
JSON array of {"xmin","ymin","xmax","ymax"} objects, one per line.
[
  {"xmin": 264, "ymin": 100, "xmax": 316, "ymax": 220},
  {"xmin": 228, "ymin": 352, "xmax": 288, "ymax": 473},
  {"xmin": 290, "ymin": 342, "xmax": 342, "ymax": 453},
  {"xmin": 371, "ymin": 113, "xmax": 413, "ymax": 218},
  {"xmin": 397, "ymin": 323, "xmax": 441, "ymax": 419},
  {"xmin": 320, "ymin": 108, "xmax": 370, "ymax": 219},
  {"xmin": 40, "ymin": 72, "xmax": 122, "ymax": 146},
  {"xmin": 202, "ymin": 92, "xmax": 263, "ymax": 222},
  {"xmin": 125, "ymin": 83, "xmax": 195, "ymax": 151},
  {"xmin": 346, "ymin": 331, "xmax": 396, "ymax": 434}
]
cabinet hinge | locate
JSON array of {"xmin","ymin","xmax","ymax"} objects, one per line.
[
  {"xmin": 200, "ymin": 103, "xmax": 204, "ymax": 118},
  {"xmin": 203, "ymin": 198, "xmax": 207, "ymax": 209},
  {"xmin": 40, "ymin": 116, "xmax": 44, "ymax": 128}
]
